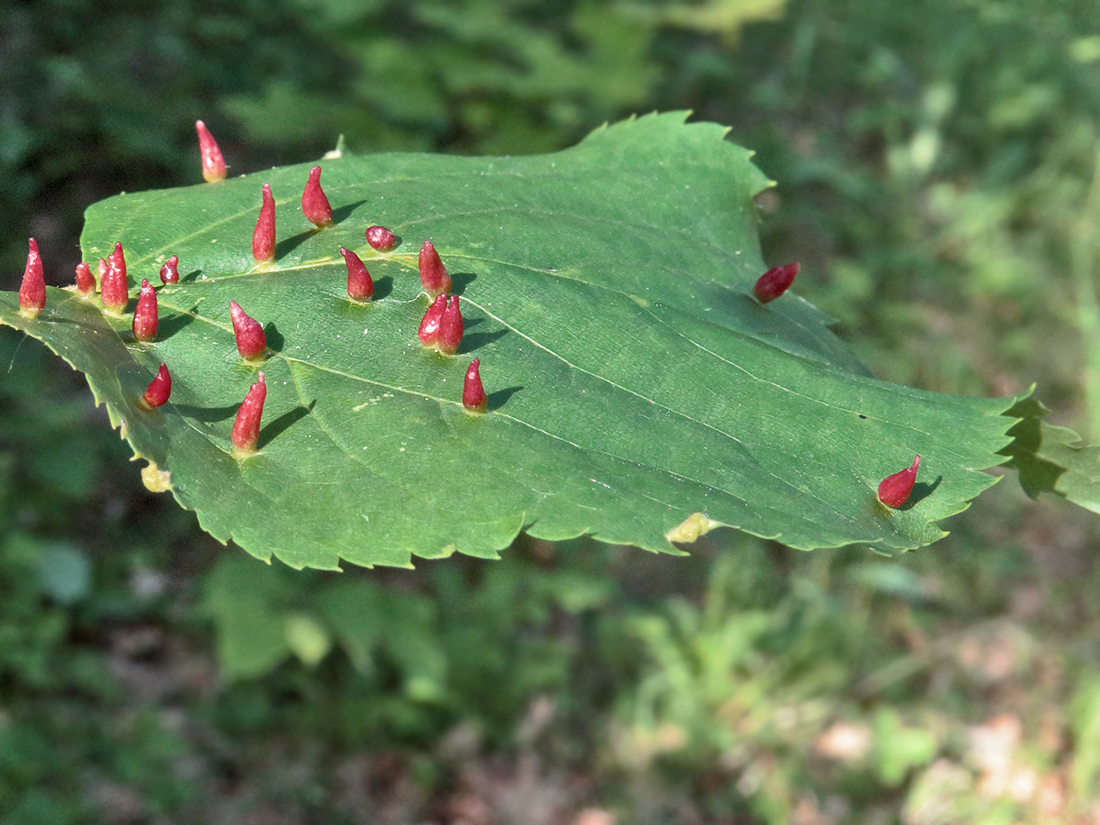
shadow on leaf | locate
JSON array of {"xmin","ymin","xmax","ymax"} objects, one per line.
[
  {"xmin": 460, "ymin": 325, "xmax": 509, "ymax": 354},
  {"xmin": 904, "ymin": 476, "xmax": 942, "ymax": 509},
  {"xmin": 158, "ymin": 308, "xmax": 199, "ymax": 338},
  {"xmin": 451, "ymin": 271, "xmax": 478, "ymax": 295},
  {"xmin": 487, "ymin": 386, "xmax": 523, "ymax": 411},
  {"xmin": 264, "ymin": 322, "xmax": 284, "ymax": 353},
  {"xmin": 174, "ymin": 402, "xmax": 239, "ymax": 424},
  {"xmin": 261, "ymin": 401, "xmax": 315, "ymax": 448}
]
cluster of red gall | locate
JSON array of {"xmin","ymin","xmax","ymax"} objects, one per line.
[
  {"xmin": 15, "ymin": 122, "xmax": 917, "ymax": 504},
  {"xmin": 17, "ymin": 122, "xmax": 489, "ymax": 456}
]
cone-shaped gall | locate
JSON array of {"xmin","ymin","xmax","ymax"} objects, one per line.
[
  {"xmin": 229, "ymin": 300, "xmax": 266, "ymax": 361},
  {"xmin": 252, "ymin": 184, "xmax": 276, "ymax": 264},
  {"xmin": 437, "ymin": 295, "xmax": 464, "ymax": 355},
  {"xmin": 301, "ymin": 165, "xmax": 333, "ymax": 228},
  {"xmin": 232, "ymin": 372, "xmax": 267, "ymax": 455},
  {"xmin": 463, "ymin": 358, "xmax": 487, "ymax": 413},
  {"xmin": 340, "ymin": 247, "xmax": 373, "ymax": 302},
  {"xmin": 877, "ymin": 455, "xmax": 920, "ymax": 509},
  {"xmin": 195, "ymin": 120, "xmax": 227, "ymax": 183},
  {"xmin": 132, "ymin": 278, "xmax": 159, "ymax": 341},
  {"xmin": 75, "ymin": 261, "xmax": 95, "ymax": 297},
  {"xmin": 101, "ymin": 243, "xmax": 129, "ymax": 313},
  {"xmin": 109, "ymin": 241, "xmax": 127, "ymax": 280},
  {"xmin": 417, "ymin": 293, "xmax": 447, "ymax": 347},
  {"xmin": 142, "ymin": 363, "xmax": 172, "ymax": 408},
  {"xmin": 18, "ymin": 238, "xmax": 45, "ymax": 318},
  {"xmin": 753, "ymin": 262, "xmax": 800, "ymax": 304},
  {"xmin": 160, "ymin": 255, "xmax": 179, "ymax": 284},
  {"xmin": 365, "ymin": 225, "xmax": 396, "ymax": 251},
  {"xmin": 418, "ymin": 240, "xmax": 451, "ymax": 297}
]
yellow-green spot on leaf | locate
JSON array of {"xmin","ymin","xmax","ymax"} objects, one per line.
[
  {"xmin": 141, "ymin": 462, "xmax": 172, "ymax": 493},
  {"xmin": 666, "ymin": 512, "xmax": 720, "ymax": 544}
]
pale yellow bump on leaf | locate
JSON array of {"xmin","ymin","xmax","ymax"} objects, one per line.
[
  {"xmin": 665, "ymin": 512, "xmax": 720, "ymax": 544},
  {"xmin": 141, "ymin": 461, "xmax": 172, "ymax": 493}
]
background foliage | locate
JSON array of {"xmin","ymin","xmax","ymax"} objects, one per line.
[{"xmin": 2, "ymin": 0, "xmax": 1099, "ymax": 822}]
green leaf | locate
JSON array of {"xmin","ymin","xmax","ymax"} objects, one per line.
[
  {"xmin": 999, "ymin": 398, "xmax": 1100, "ymax": 513},
  {"xmin": 0, "ymin": 113, "xmax": 1034, "ymax": 569}
]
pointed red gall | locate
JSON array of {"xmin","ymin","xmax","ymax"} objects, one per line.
[
  {"xmin": 463, "ymin": 358, "xmax": 487, "ymax": 413},
  {"xmin": 195, "ymin": 120, "xmax": 227, "ymax": 183},
  {"xmin": 109, "ymin": 241, "xmax": 127, "ymax": 281},
  {"xmin": 877, "ymin": 455, "xmax": 921, "ymax": 509},
  {"xmin": 437, "ymin": 294, "xmax": 464, "ymax": 355},
  {"xmin": 417, "ymin": 293, "xmax": 448, "ymax": 347},
  {"xmin": 142, "ymin": 363, "xmax": 172, "ymax": 408},
  {"xmin": 132, "ymin": 278, "xmax": 159, "ymax": 341},
  {"xmin": 160, "ymin": 255, "xmax": 179, "ymax": 284},
  {"xmin": 232, "ymin": 372, "xmax": 267, "ymax": 455},
  {"xmin": 74, "ymin": 261, "xmax": 95, "ymax": 297},
  {"xmin": 101, "ymin": 242, "xmax": 129, "ymax": 313},
  {"xmin": 301, "ymin": 165, "xmax": 333, "ymax": 228},
  {"xmin": 97, "ymin": 257, "xmax": 107, "ymax": 285},
  {"xmin": 252, "ymin": 183, "xmax": 276, "ymax": 264},
  {"xmin": 229, "ymin": 300, "xmax": 267, "ymax": 361},
  {"xmin": 418, "ymin": 240, "xmax": 451, "ymax": 298},
  {"xmin": 365, "ymin": 225, "xmax": 396, "ymax": 251},
  {"xmin": 753, "ymin": 261, "xmax": 800, "ymax": 304},
  {"xmin": 340, "ymin": 247, "xmax": 373, "ymax": 302},
  {"xmin": 18, "ymin": 238, "xmax": 45, "ymax": 318}
]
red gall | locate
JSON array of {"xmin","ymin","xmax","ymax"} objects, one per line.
[
  {"xmin": 18, "ymin": 238, "xmax": 45, "ymax": 318},
  {"xmin": 462, "ymin": 358, "xmax": 487, "ymax": 413},
  {"xmin": 418, "ymin": 240, "xmax": 451, "ymax": 298},
  {"xmin": 365, "ymin": 225, "xmax": 396, "ymax": 251},
  {"xmin": 229, "ymin": 300, "xmax": 267, "ymax": 361},
  {"xmin": 109, "ymin": 241, "xmax": 127, "ymax": 280},
  {"xmin": 195, "ymin": 120, "xmax": 227, "ymax": 183},
  {"xmin": 132, "ymin": 278, "xmax": 159, "ymax": 341},
  {"xmin": 877, "ymin": 455, "xmax": 921, "ymax": 509},
  {"xmin": 232, "ymin": 372, "xmax": 267, "ymax": 455},
  {"xmin": 101, "ymin": 242, "xmax": 129, "ymax": 313},
  {"xmin": 252, "ymin": 183, "xmax": 276, "ymax": 264},
  {"xmin": 74, "ymin": 261, "xmax": 95, "ymax": 297},
  {"xmin": 437, "ymin": 295, "xmax": 464, "ymax": 355},
  {"xmin": 160, "ymin": 255, "xmax": 179, "ymax": 284},
  {"xmin": 753, "ymin": 262, "xmax": 800, "ymax": 304},
  {"xmin": 142, "ymin": 363, "xmax": 172, "ymax": 408},
  {"xmin": 340, "ymin": 247, "xmax": 373, "ymax": 302},
  {"xmin": 417, "ymin": 293, "xmax": 448, "ymax": 347},
  {"xmin": 301, "ymin": 165, "xmax": 333, "ymax": 228}
]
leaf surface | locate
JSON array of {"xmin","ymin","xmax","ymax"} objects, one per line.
[
  {"xmin": 0, "ymin": 113, "xmax": 1023, "ymax": 568},
  {"xmin": 1000, "ymin": 399, "xmax": 1100, "ymax": 514}
]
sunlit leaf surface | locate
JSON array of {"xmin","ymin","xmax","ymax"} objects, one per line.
[{"xmin": 0, "ymin": 114, "xmax": 1022, "ymax": 568}]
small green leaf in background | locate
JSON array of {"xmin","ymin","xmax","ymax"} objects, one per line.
[
  {"xmin": 3, "ymin": 112, "xmax": 1094, "ymax": 570},
  {"xmin": 34, "ymin": 543, "xmax": 91, "ymax": 605},
  {"xmin": 201, "ymin": 556, "xmax": 293, "ymax": 680},
  {"xmin": 999, "ymin": 398, "xmax": 1100, "ymax": 514},
  {"xmin": 1070, "ymin": 674, "xmax": 1100, "ymax": 798},
  {"xmin": 872, "ymin": 708, "xmax": 939, "ymax": 787},
  {"xmin": 283, "ymin": 613, "xmax": 332, "ymax": 668}
]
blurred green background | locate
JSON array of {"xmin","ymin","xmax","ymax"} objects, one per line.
[{"xmin": 2, "ymin": 0, "xmax": 1100, "ymax": 822}]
